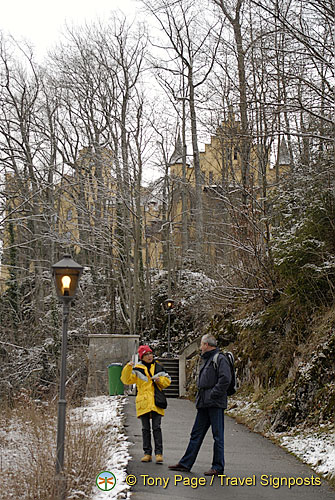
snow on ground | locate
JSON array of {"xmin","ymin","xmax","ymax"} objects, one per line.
[
  {"xmin": 0, "ymin": 409, "xmax": 33, "ymax": 479},
  {"xmin": 72, "ymin": 395, "xmax": 131, "ymax": 499},
  {"xmin": 279, "ymin": 431, "xmax": 335, "ymax": 479},
  {"xmin": 227, "ymin": 395, "xmax": 335, "ymax": 481},
  {"xmin": 0, "ymin": 395, "xmax": 131, "ymax": 499}
]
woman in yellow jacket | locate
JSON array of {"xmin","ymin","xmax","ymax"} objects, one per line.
[{"xmin": 121, "ymin": 345, "xmax": 171, "ymax": 463}]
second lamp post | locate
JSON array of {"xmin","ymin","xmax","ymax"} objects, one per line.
[{"xmin": 163, "ymin": 298, "xmax": 175, "ymax": 356}]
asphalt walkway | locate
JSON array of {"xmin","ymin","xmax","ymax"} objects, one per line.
[{"xmin": 124, "ymin": 396, "xmax": 335, "ymax": 500}]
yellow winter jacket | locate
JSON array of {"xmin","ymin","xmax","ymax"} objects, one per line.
[{"xmin": 121, "ymin": 361, "xmax": 171, "ymax": 417}]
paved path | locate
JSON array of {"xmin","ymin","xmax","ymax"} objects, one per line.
[{"xmin": 124, "ymin": 396, "xmax": 335, "ymax": 500}]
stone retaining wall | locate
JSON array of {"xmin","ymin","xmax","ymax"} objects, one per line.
[{"xmin": 86, "ymin": 334, "xmax": 140, "ymax": 396}]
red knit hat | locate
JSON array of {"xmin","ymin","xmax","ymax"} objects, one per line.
[{"xmin": 138, "ymin": 345, "xmax": 153, "ymax": 359}]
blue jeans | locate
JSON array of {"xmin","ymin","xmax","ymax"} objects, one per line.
[{"xmin": 179, "ymin": 407, "xmax": 225, "ymax": 472}]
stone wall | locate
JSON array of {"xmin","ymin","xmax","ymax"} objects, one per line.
[
  {"xmin": 86, "ymin": 334, "xmax": 140, "ymax": 396},
  {"xmin": 179, "ymin": 337, "xmax": 201, "ymax": 396}
]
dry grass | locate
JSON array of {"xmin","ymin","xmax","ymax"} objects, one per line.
[{"xmin": 0, "ymin": 398, "xmax": 106, "ymax": 500}]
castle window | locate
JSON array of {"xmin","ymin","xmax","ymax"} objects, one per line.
[
  {"xmin": 67, "ymin": 209, "xmax": 73, "ymax": 221},
  {"xmin": 233, "ymin": 148, "xmax": 238, "ymax": 160}
]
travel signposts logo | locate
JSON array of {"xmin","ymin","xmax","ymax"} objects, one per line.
[{"xmin": 96, "ymin": 471, "xmax": 116, "ymax": 491}]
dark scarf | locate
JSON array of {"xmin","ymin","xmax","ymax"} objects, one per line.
[{"xmin": 142, "ymin": 360, "xmax": 154, "ymax": 370}]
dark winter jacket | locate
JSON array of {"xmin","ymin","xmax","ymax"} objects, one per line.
[{"xmin": 195, "ymin": 348, "xmax": 231, "ymax": 409}]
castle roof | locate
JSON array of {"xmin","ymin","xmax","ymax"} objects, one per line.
[{"xmin": 169, "ymin": 131, "xmax": 191, "ymax": 166}]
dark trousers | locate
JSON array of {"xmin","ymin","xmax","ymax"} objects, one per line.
[
  {"xmin": 140, "ymin": 411, "xmax": 162, "ymax": 455},
  {"xmin": 179, "ymin": 407, "xmax": 225, "ymax": 472}
]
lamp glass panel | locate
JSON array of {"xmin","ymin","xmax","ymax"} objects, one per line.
[{"xmin": 54, "ymin": 269, "xmax": 80, "ymax": 298}]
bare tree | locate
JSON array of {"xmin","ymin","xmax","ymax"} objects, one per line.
[
  {"xmin": 213, "ymin": 0, "xmax": 252, "ymax": 209},
  {"xmin": 143, "ymin": 0, "xmax": 223, "ymax": 265},
  {"xmin": 48, "ymin": 18, "xmax": 150, "ymax": 334},
  {"xmin": 0, "ymin": 36, "xmax": 62, "ymax": 335}
]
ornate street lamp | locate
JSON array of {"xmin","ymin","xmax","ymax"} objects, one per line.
[
  {"xmin": 52, "ymin": 254, "xmax": 83, "ymax": 299},
  {"xmin": 163, "ymin": 298, "xmax": 175, "ymax": 356},
  {"xmin": 52, "ymin": 254, "xmax": 83, "ymax": 500}
]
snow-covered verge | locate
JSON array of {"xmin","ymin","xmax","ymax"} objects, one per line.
[
  {"xmin": 72, "ymin": 396, "xmax": 131, "ymax": 499},
  {"xmin": 0, "ymin": 395, "xmax": 131, "ymax": 500},
  {"xmin": 280, "ymin": 431, "xmax": 335, "ymax": 479},
  {"xmin": 227, "ymin": 395, "xmax": 335, "ymax": 484},
  {"xmin": 0, "ymin": 404, "xmax": 35, "ymax": 493}
]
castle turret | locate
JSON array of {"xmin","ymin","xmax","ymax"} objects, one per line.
[
  {"xmin": 169, "ymin": 131, "xmax": 183, "ymax": 165},
  {"xmin": 278, "ymin": 137, "xmax": 291, "ymax": 168}
]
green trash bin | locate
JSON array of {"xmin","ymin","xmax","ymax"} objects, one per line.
[{"xmin": 108, "ymin": 363, "xmax": 124, "ymax": 395}]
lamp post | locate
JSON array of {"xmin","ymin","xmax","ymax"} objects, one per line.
[
  {"xmin": 163, "ymin": 298, "xmax": 175, "ymax": 356},
  {"xmin": 52, "ymin": 254, "xmax": 83, "ymax": 500}
]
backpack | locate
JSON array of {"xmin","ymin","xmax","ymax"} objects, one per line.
[{"xmin": 212, "ymin": 351, "xmax": 237, "ymax": 396}]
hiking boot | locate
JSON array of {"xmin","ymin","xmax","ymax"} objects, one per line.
[
  {"xmin": 155, "ymin": 454, "xmax": 163, "ymax": 463},
  {"xmin": 168, "ymin": 463, "xmax": 190, "ymax": 472},
  {"xmin": 141, "ymin": 454, "xmax": 152, "ymax": 462}
]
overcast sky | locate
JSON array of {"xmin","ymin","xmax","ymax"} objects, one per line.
[{"xmin": 0, "ymin": 0, "xmax": 140, "ymax": 59}]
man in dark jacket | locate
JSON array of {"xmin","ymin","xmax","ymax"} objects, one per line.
[{"xmin": 169, "ymin": 334, "xmax": 231, "ymax": 476}]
